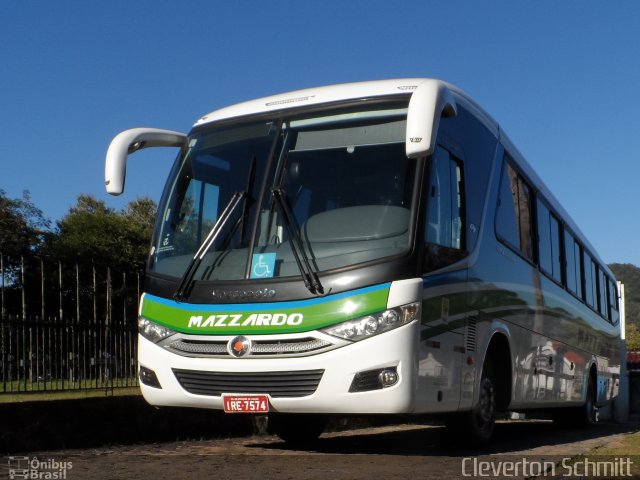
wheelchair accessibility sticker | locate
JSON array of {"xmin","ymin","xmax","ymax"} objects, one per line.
[{"xmin": 250, "ymin": 253, "xmax": 276, "ymax": 279}]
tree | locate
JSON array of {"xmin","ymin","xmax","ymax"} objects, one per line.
[
  {"xmin": 626, "ymin": 323, "xmax": 640, "ymax": 352},
  {"xmin": 123, "ymin": 196, "xmax": 157, "ymax": 266},
  {"xmin": 47, "ymin": 194, "xmax": 157, "ymax": 271},
  {"xmin": 0, "ymin": 189, "xmax": 50, "ymax": 256},
  {"xmin": 0, "ymin": 189, "xmax": 50, "ymax": 292},
  {"xmin": 609, "ymin": 263, "xmax": 640, "ymax": 329}
]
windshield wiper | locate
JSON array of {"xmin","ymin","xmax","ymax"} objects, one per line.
[
  {"xmin": 271, "ymin": 187, "xmax": 324, "ymax": 295},
  {"xmin": 173, "ymin": 191, "xmax": 246, "ymax": 301}
]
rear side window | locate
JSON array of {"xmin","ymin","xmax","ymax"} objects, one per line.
[
  {"xmin": 495, "ymin": 158, "xmax": 533, "ymax": 261},
  {"xmin": 537, "ymin": 199, "xmax": 562, "ymax": 283},
  {"xmin": 608, "ymin": 279, "xmax": 620, "ymax": 324},
  {"xmin": 564, "ymin": 230, "xmax": 583, "ymax": 299}
]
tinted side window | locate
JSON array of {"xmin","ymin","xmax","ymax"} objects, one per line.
[
  {"xmin": 496, "ymin": 162, "xmax": 519, "ymax": 248},
  {"xmin": 537, "ymin": 200, "xmax": 552, "ymax": 273},
  {"xmin": 583, "ymin": 252, "xmax": 596, "ymax": 308},
  {"xmin": 517, "ymin": 180, "xmax": 534, "ymax": 260},
  {"xmin": 495, "ymin": 159, "xmax": 533, "ymax": 261},
  {"xmin": 437, "ymin": 106, "xmax": 497, "ymax": 252},
  {"xmin": 426, "ymin": 147, "xmax": 463, "ymax": 249},
  {"xmin": 424, "ymin": 146, "xmax": 466, "ymax": 272},
  {"xmin": 564, "ymin": 230, "xmax": 577, "ymax": 294},
  {"xmin": 574, "ymin": 240, "xmax": 584, "ymax": 300},
  {"xmin": 549, "ymin": 215, "xmax": 562, "ymax": 282},
  {"xmin": 564, "ymin": 230, "xmax": 583, "ymax": 299},
  {"xmin": 537, "ymin": 199, "xmax": 562, "ymax": 283},
  {"xmin": 608, "ymin": 279, "xmax": 620, "ymax": 324},
  {"xmin": 598, "ymin": 268, "xmax": 608, "ymax": 318}
]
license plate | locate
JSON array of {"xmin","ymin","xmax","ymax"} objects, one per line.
[{"xmin": 223, "ymin": 394, "xmax": 269, "ymax": 413}]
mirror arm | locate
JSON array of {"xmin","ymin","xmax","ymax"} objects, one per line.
[{"xmin": 105, "ymin": 128, "xmax": 187, "ymax": 195}]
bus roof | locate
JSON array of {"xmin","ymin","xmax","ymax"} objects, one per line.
[{"xmin": 195, "ymin": 78, "xmax": 497, "ymax": 132}]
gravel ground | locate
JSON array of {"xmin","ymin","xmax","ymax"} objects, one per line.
[{"xmin": 14, "ymin": 420, "xmax": 639, "ymax": 480}]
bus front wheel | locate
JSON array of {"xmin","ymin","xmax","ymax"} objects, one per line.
[
  {"xmin": 446, "ymin": 361, "xmax": 497, "ymax": 446},
  {"xmin": 268, "ymin": 414, "xmax": 327, "ymax": 445}
]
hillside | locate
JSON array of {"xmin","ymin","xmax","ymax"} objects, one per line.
[{"xmin": 609, "ymin": 263, "xmax": 640, "ymax": 326}]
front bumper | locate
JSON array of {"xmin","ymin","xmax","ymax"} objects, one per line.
[{"xmin": 138, "ymin": 319, "xmax": 419, "ymax": 414}]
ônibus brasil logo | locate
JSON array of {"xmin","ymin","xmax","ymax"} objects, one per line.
[{"xmin": 187, "ymin": 313, "xmax": 304, "ymax": 329}]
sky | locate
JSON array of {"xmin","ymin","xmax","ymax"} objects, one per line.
[{"xmin": 1, "ymin": 1, "xmax": 639, "ymax": 266}]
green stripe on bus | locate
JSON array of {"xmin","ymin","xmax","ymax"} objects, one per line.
[{"xmin": 140, "ymin": 285, "xmax": 390, "ymax": 335}]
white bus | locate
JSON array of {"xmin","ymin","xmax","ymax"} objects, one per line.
[{"xmin": 105, "ymin": 79, "xmax": 621, "ymax": 445}]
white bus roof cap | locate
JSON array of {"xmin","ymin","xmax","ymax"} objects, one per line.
[{"xmin": 195, "ymin": 78, "xmax": 434, "ymax": 127}]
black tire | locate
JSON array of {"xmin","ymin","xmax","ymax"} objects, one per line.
[
  {"xmin": 579, "ymin": 375, "xmax": 599, "ymax": 426},
  {"xmin": 446, "ymin": 361, "xmax": 497, "ymax": 447},
  {"xmin": 553, "ymin": 375, "xmax": 598, "ymax": 428},
  {"xmin": 268, "ymin": 414, "xmax": 327, "ymax": 445}
]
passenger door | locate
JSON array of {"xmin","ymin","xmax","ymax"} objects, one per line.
[{"xmin": 418, "ymin": 144, "xmax": 466, "ymax": 412}]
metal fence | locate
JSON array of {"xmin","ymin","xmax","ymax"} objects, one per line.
[{"xmin": 0, "ymin": 253, "xmax": 140, "ymax": 395}]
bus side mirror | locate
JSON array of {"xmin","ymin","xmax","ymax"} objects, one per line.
[
  {"xmin": 105, "ymin": 128, "xmax": 187, "ymax": 195},
  {"xmin": 405, "ymin": 80, "xmax": 457, "ymax": 159}
]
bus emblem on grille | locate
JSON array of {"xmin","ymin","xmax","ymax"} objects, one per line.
[{"xmin": 228, "ymin": 336, "xmax": 251, "ymax": 358}]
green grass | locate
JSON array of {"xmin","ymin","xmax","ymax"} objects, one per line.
[
  {"xmin": 0, "ymin": 378, "xmax": 140, "ymax": 403},
  {"xmin": 586, "ymin": 430, "xmax": 640, "ymax": 455},
  {"xmin": 0, "ymin": 386, "xmax": 141, "ymax": 403},
  {"xmin": 561, "ymin": 429, "xmax": 640, "ymax": 478},
  {"xmin": 2, "ymin": 377, "xmax": 137, "ymax": 390}
]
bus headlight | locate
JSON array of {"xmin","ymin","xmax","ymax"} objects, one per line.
[
  {"xmin": 322, "ymin": 302, "xmax": 420, "ymax": 342},
  {"xmin": 138, "ymin": 317, "xmax": 176, "ymax": 343}
]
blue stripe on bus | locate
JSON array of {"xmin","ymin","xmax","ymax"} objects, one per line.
[{"xmin": 143, "ymin": 282, "xmax": 391, "ymax": 312}]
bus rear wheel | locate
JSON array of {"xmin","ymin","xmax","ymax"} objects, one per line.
[
  {"xmin": 268, "ymin": 414, "xmax": 327, "ymax": 445},
  {"xmin": 553, "ymin": 375, "xmax": 598, "ymax": 428}
]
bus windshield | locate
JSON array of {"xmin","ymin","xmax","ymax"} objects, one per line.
[{"xmin": 150, "ymin": 101, "xmax": 415, "ymax": 283}]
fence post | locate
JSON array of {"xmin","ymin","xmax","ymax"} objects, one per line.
[
  {"xmin": 1, "ymin": 252, "xmax": 5, "ymax": 317},
  {"xmin": 58, "ymin": 261, "xmax": 63, "ymax": 322},
  {"xmin": 93, "ymin": 264, "xmax": 99, "ymax": 387},
  {"xmin": 1, "ymin": 253, "xmax": 4, "ymax": 392},
  {"xmin": 75, "ymin": 263, "xmax": 79, "ymax": 388},
  {"xmin": 58, "ymin": 260, "xmax": 64, "ymax": 389},
  {"xmin": 21, "ymin": 256, "xmax": 26, "ymax": 321},
  {"xmin": 40, "ymin": 258, "xmax": 45, "ymax": 321},
  {"xmin": 39, "ymin": 257, "xmax": 44, "ymax": 389},
  {"xmin": 105, "ymin": 266, "xmax": 111, "ymax": 395},
  {"xmin": 81, "ymin": 263, "xmax": 87, "ymax": 387},
  {"xmin": 122, "ymin": 270, "xmax": 126, "ymax": 387},
  {"xmin": 37, "ymin": 257, "xmax": 44, "ymax": 390},
  {"xmin": 21, "ymin": 256, "xmax": 27, "ymax": 390}
]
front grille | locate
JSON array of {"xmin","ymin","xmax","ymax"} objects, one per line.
[
  {"xmin": 166, "ymin": 337, "xmax": 333, "ymax": 358},
  {"xmin": 250, "ymin": 338, "xmax": 331, "ymax": 355},
  {"xmin": 172, "ymin": 369, "xmax": 324, "ymax": 398},
  {"xmin": 169, "ymin": 340, "xmax": 227, "ymax": 355}
]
